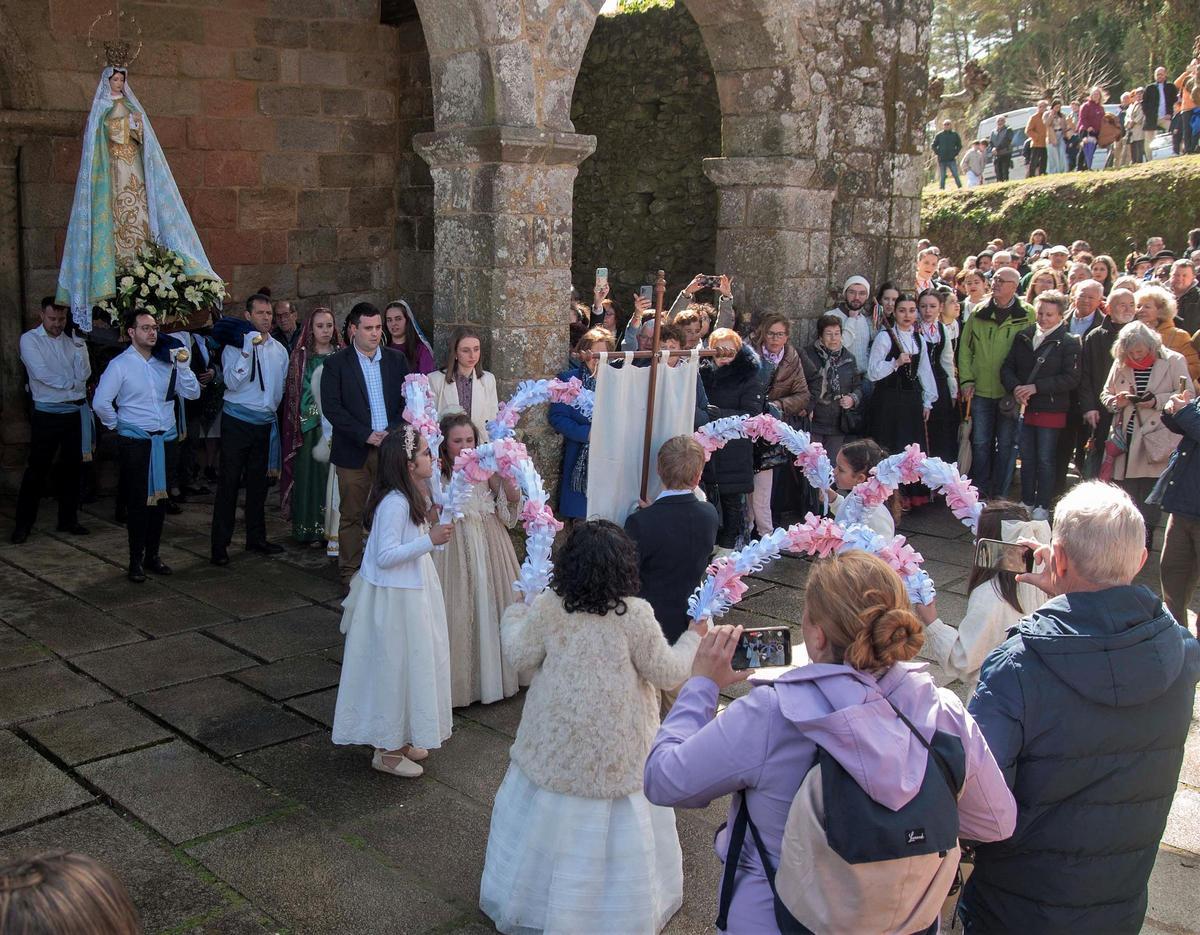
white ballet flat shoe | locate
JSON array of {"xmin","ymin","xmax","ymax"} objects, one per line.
[{"xmin": 372, "ymin": 750, "xmax": 423, "ymax": 778}]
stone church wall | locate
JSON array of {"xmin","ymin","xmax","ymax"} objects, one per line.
[
  {"xmin": 12, "ymin": 0, "xmax": 407, "ymax": 327},
  {"xmin": 569, "ymin": 3, "xmax": 719, "ymax": 303}
]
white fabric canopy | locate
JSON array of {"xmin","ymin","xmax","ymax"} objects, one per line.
[{"xmin": 586, "ymin": 349, "xmax": 699, "ymax": 525}]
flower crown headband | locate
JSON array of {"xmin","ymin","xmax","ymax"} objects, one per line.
[{"xmin": 402, "ymin": 424, "xmax": 417, "ymax": 459}]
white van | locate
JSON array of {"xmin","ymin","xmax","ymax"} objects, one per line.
[{"xmin": 975, "ymin": 105, "xmax": 1131, "ymax": 182}]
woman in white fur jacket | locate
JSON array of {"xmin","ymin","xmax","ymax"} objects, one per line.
[{"xmin": 480, "ymin": 520, "xmax": 704, "ymax": 935}]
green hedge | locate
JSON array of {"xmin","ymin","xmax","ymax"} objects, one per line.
[{"xmin": 921, "ymin": 156, "xmax": 1200, "ymax": 264}]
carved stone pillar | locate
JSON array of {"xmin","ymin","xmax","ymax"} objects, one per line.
[{"xmin": 415, "ymin": 126, "xmax": 595, "ymax": 478}]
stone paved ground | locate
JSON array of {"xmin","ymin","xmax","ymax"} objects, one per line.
[{"xmin": 0, "ymin": 493, "xmax": 1197, "ymax": 934}]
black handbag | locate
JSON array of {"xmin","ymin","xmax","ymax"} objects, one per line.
[{"xmin": 837, "ymin": 403, "xmax": 865, "ymax": 436}]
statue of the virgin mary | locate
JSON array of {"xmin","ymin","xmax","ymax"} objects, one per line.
[{"xmin": 56, "ymin": 43, "xmax": 220, "ymax": 331}]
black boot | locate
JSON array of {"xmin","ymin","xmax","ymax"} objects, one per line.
[
  {"xmin": 144, "ymin": 555, "xmax": 172, "ymax": 576},
  {"xmin": 128, "ymin": 560, "xmax": 146, "ymax": 584}
]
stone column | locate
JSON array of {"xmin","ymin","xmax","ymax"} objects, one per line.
[
  {"xmin": 415, "ymin": 125, "xmax": 595, "ymax": 474},
  {"xmin": 0, "ymin": 142, "xmax": 26, "ymax": 489},
  {"xmin": 703, "ymin": 156, "xmax": 836, "ymax": 339}
]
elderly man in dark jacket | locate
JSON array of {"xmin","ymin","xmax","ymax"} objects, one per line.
[
  {"xmin": 961, "ymin": 481, "xmax": 1200, "ymax": 934},
  {"xmin": 1152, "ymin": 388, "xmax": 1200, "ymax": 633}
]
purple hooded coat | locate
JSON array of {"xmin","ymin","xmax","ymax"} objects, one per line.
[{"xmin": 644, "ymin": 663, "xmax": 1017, "ymax": 934}]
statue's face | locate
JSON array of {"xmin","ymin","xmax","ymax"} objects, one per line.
[{"xmin": 108, "ymin": 71, "xmax": 126, "ymax": 95}]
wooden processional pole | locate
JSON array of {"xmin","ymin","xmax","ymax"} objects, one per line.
[{"xmin": 638, "ymin": 269, "xmax": 668, "ymax": 501}]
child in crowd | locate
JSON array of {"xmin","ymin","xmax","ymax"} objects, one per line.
[
  {"xmin": 331, "ymin": 427, "xmax": 454, "ymax": 778},
  {"xmin": 433, "ymin": 412, "xmax": 523, "ymax": 707},
  {"xmin": 824, "ymin": 438, "xmax": 898, "ymax": 539},
  {"xmin": 481, "ymin": 520, "xmax": 703, "ymax": 934},
  {"xmin": 624, "ymin": 436, "xmax": 719, "ymax": 646},
  {"xmin": 0, "ymin": 850, "xmax": 140, "ymax": 934}
]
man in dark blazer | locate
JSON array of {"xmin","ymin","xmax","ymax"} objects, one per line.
[
  {"xmin": 320, "ymin": 302, "xmax": 409, "ymax": 588},
  {"xmin": 1142, "ymin": 65, "xmax": 1179, "ymax": 133},
  {"xmin": 624, "ymin": 436, "xmax": 719, "ymax": 650}
]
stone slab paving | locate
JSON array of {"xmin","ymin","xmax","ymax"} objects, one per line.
[{"xmin": 0, "ymin": 495, "xmax": 1194, "ymax": 934}]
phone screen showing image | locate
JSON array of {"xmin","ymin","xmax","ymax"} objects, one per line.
[
  {"xmin": 732, "ymin": 627, "xmax": 792, "ymax": 670},
  {"xmin": 639, "ymin": 285, "xmax": 654, "ymax": 302},
  {"xmin": 974, "ymin": 538, "xmax": 1034, "ymax": 574}
]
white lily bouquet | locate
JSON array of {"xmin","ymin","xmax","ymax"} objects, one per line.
[{"xmin": 98, "ymin": 241, "xmax": 227, "ymax": 329}]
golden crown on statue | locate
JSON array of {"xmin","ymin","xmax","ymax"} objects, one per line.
[{"xmin": 86, "ymin": 10, "xmax": 143, "ymax": 69}]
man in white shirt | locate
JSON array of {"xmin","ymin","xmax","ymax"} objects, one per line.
[
  {"xmin": 13, "ymin": 298, "xmax": 93, "ymax": 543},
  {"xmin": 210, "ymin": 293, "xmax": 290, "ymax": 566},
  {"xmin": 94, "ymin": 311, "xmax": 200, "ymax": 582}
]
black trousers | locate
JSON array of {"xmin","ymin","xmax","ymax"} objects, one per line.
[
  {"xmin": 118, "ymin": 435, "xmax": 175, "ymax": 563},
  {"xmin": 1053, "ymin": 407, "xmax": 1089, "ymax": 497},
  {"xmin": 15, "ymin": 408, "xmax": 82, "ymax": 533},
  {"xmin": 211, "ymin": 412, "xmax": 270, "ymax": 553},
  {"xmin": 994, "ymin": 156, "xmax": 1012, "ymax": 181},
  {"xmin": 1027, "ymin": 146, "xmax": 1047, "ymax": 176}
]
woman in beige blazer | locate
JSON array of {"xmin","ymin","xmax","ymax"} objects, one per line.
[{"xmin": 428, "ymin": 326, "xmax": 500, "ymax": 442}]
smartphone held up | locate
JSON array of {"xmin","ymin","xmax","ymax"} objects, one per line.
[
  {"xmin": 732, "ymin": 626, "xmax": 792, "ymax": 670},
  {"xmin": 974, "ymin": 538, "xmax": 1034, "ymax": 574}
]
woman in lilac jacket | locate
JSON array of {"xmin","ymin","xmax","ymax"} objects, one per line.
[{"xmin": 645, "ymin": 552, "xmax": 1017, "ymax": 933}]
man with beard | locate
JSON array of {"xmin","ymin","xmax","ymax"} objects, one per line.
[{"xmin": 826, "ymin": 275, "xmax": 875, "ymax": 382}]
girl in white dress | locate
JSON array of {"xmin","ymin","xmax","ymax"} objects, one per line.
[
  {"xmin": 433, "ymin": 412, "xmax": 523, "ymax": 706},
  {"xmin": 331, "ymin": 426, "xmax": 455, "ymax": 778},
  {"xmin": 823, "ymin": 438, "xmax": 898, "ymax": 539}
]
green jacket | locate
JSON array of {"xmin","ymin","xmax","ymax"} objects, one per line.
[
  {"xmin": 932, "ymin": 129, "xmax": 963, "ymax": 162},
  {"xmin": 959, "ymin": 298, "xmax": 1036, "ymax": 399}
]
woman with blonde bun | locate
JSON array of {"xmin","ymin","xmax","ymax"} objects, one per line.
[{"xmin": 646, "ymin": 551, "xmax": 1016, "ymax": 934}]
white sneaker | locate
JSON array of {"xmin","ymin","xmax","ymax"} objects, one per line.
[
  {"xmin": 371, "ymin": 749, "xmax": 423, "ymax": 778},
  {"xmin": 1031, "ymin": 507, "xmax": 1050, "ymax": 522}
]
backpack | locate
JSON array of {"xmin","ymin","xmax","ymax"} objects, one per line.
[{"xmin": 715, "ymin": 696, "xmax": 966, "ymax": 935}]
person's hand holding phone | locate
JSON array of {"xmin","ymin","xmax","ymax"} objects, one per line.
[
  {"xmin": 1165, "ymin": 389, "xmax": 1195, "ymax": 415},
  {"xmin": 684, "ymin": 274, "xmax": 705, "ymax": 297},
  {"xmin": 690, "ymin": 624, "xmax": 750, "ymax": 689},
  {"xmin": 1014, "ymin": 538, "xmax": 1057, "ymax": 595},
  {"xmin": 1136, "ymin": 392, "xmax": 1157, "ymax": 409},
  {"xmin": 718, "ymin": 275, "xmax": 733, "ymax": 299},
  {"xmin": 593, "ymin": 280, "xmax": 610, "ymax": 306}
]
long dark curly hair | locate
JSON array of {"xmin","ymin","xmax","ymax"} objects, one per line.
[{"xmin": 550, "ymin": 520, "xmax": 640, "ymax": 616}]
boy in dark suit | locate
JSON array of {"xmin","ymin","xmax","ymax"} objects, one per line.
[{"xmin": 624, "ymin": 435, "xmax": 719, "ymax": 645}]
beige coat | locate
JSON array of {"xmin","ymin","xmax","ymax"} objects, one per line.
[
  {"xmin": 1101, "ymin": 348, "xmax": 1193, "ymax": 479},
  {"xmin": 501, "ymin": 590, "xmax": 699, "ymax": 798},
  {"xmin": 428, "ymin": 368, "xmax": 499, "ymax": 442}
]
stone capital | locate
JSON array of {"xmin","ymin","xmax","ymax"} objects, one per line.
[
  {"xmin": 702, "ymin": 156, "xmax": 818, "ymax": 189},
  {"xmin": 414, "ymin": 125, "xmax": 596, "ymax": 169}
]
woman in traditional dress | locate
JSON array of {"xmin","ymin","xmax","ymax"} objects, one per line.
[
  {"xmin": 433, "ymin": 413, "xmax": 523, "ymax": 707},
  {"xmin": 57, "ymin": 60, "xmax": 218, "ymax": 331},
  {"xmin": 918, "ymin": 288, "xmax": 959, "ymax": 467},
  {"xmin": 279, "ymin": 307, "xmax": 341, "ymax": 545},
  {"xmin": 383, "ymin": 300, "xmax": 436, "ymax": 374},
  {"xmin": 867, "ymin": 293, "xmax": 937, "ymax": 512},
  {"xmin": 429, "ymin": 327, "xmax": 501, "ymax": 442}
]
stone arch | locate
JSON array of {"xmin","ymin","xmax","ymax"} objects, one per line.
[{"xmin": 411, "ymin": 0, "xmax": 930, "ymax": 386}]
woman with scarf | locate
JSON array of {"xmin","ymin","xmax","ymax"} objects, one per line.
[
  {"xmin": 750, "ymin": 313, "xmax": 810, "ymax": 537},
  {"xmin": 800, "ymin": 314, "xmax": 862, "ymax": 463},
  {"xmin": 550, "ymin": 327, "xmax": 615, "ymax": 521},
  {"xmin": 383, "ymin": 300, "xmax": 436, "ymax": 374},
  {"xmin": 279, "ymin": 307, "xmax": 341, "ymax": 544},
  {"xmin": 998, "ymin": 291, "xmax": 1080, "ymax": 520}
]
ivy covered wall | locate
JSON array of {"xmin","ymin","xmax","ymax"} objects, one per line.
[{"xmin": 569, "ymin": 3, "xmax": 720, "ymax": 305}]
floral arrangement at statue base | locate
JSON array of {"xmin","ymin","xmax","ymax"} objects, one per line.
[
  {"xmin": 487, "ymin": 377, "xmax": 596, "ymax": 441},
  {"xmin": 694, "ymin": 414, "xmax": 834, "ymax": 501},
  {"xmin": 97, "ymin": 241, "xmax": 226, "ymax": 331},
  {"xmin": 838, "ymin": 443, "xmax": 983, "ymax": 533},
  {"xmin": 688, "ymin": 514, "xmax": 935, "ymax": 621},
  {"xmin": 446, "ymin": 437, "xmax": 562, "ymax": 604}
]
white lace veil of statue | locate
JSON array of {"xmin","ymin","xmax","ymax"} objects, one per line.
[{"xmin": 58, "ymin": 66, "xmax": 220, "ymax": 331}]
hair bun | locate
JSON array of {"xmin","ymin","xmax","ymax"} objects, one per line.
[{"xmin": 845, "ymin": 603, "xmax": 925, "ymax": 671}]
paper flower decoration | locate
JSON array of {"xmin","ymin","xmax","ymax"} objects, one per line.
[
  {"xmin": 839, "ymin": 443, "xmax": 983, "ymax": 533},
  {"xmin": 694, "ymin": 414, "xmax": 834, "ymax": 500}
]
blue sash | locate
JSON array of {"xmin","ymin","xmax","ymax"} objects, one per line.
[
  {"xmin": 35, "ymin": 400, "xmax": 96, "ymax": 462},
  {"xmin": 116, "ymin": 420, "xmax": 178, "ymax": 505},
  {"xmin": 223, "ymin": 401, "xmax": 281, "ymax": 477}
]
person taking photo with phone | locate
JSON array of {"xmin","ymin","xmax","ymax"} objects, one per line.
[
  {"xmin": 914, "ymin": 502, "xmax": 1049, "ymax": 703},
  {"xmin": 645, "ymin": 551, "xmax": 1016, "ymax": 934}
]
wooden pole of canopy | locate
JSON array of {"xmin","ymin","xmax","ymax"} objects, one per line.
[{"xmin": 638, "ymin": 270, "xmax": 668, "ymax": 501}]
